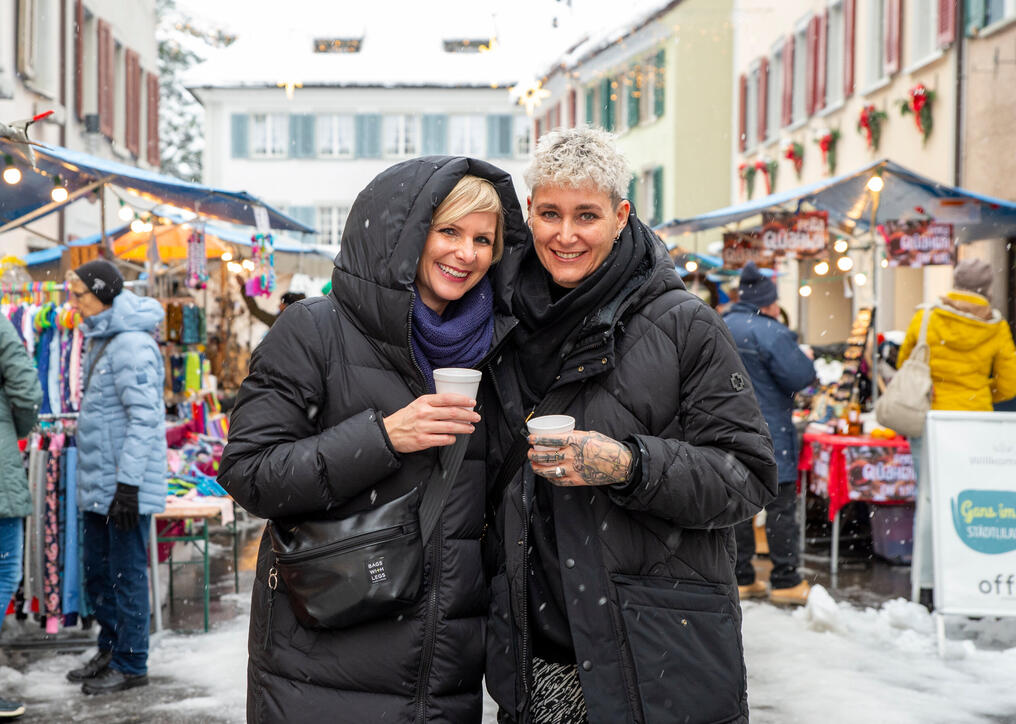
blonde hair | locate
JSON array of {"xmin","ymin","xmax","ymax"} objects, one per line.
[
  {"xmin": 431, "ymin": 175, "xmax": 505, "ymax": 262},
  {"xmin": 525, "ymin": 127, "xmax": 630, "ymax": 207}
]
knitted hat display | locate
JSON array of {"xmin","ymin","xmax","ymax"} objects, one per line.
[
  {"xmin": 953, "ymin": 258, "xmax": 993, "ymax": 297},
  {"xmin": 73, "ymin": 259, "xmax": 124, "ymax": 305},
  {"xmin": 738, "ymin": 261, "xmax": 778, "ymax": 308}
]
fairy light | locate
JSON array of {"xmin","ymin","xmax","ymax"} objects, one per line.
[
  {"xmin": 220, "ymin": 252, "xmax": 233, "ymax": 262},
  {"xmin": 226, "ymin": 261, "xmax": 243, "ymax": 274},
  {"xmin": 813, "ymin": 261, "xmax": 829, "ymax": 276},
  {"xmin": 799, "ymin": 284, "xmax": 813, "ymax": 297},
  {"xmin": 241, "ymin": 259, "xmax": 256, "ymax": 271},
  {"xmin": 854, "ymin": 273, "xmax": 868, "ymax": 285},
  {"xmin": 685, "ymin": 260, "xmax": 698, "ymax": 272},
  {"xmin": 118, "ymin": 202, "xmax": 135, "ymax": 221},
  {"xmin": 2, "ymin": 156, "xmax": 20, "ymax": 185},
  {"xmin": 836, "ymin": 256, "xmax": 854, "ymax": 272},
  {"xmin": 833, "ymin": 238, "xmax": 849, "ymax": 253},
  {"xmin": 51, "ymin": 176, "xmax": 68, "ymax": 203}
]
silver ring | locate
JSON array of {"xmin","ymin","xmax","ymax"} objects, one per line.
[{"xmin": 554, "ymin": 466, "xmax": 565, "ymax": 478}]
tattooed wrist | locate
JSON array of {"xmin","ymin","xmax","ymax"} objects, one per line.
[{"xmin": 570, "ymin": 432, "xmax": 632, "ymax": 486}]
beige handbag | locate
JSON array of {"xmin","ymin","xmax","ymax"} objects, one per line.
[{"xmin": 875, "ymin": 305, "xmax": 933, "ymax": 438}]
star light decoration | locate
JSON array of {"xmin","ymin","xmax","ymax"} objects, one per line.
[
  {"xmin": 277, "ymin": 79, "xmax": 303, "ymax": 100},
  {"xmin": 510, "ymin": 79, "xmax": 551, "ymax": 116}
]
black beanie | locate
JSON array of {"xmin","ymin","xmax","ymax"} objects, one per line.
[
  {"xmin": 74, "ymin": 259, "xmax": 124, "ymax": 305},
  {"xmin": 738, "ymin": 261, "xmax": 778, "ymax": 308}
]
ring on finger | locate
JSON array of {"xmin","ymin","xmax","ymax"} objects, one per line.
[{"xmin": 552, "ymin": 465, "xmax": 565, "ymax": 478}]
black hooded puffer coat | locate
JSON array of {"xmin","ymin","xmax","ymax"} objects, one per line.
[
  {"xmin": 484, "ymin": 213, "xmax": 778, "ymax": 724},
  {"xmin": 219, "ymin": 157, "xmax": 527, "ymax": 723}
]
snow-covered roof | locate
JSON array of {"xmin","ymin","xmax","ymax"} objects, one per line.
[{"xmin": 181, "ymin": 0, "xmax": 604, "ymax": 91}]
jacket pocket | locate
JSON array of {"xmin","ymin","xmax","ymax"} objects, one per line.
[
  {"xmin": 485, "ymin": 573, "xmax": 517, "ymax": 716},
  {"xmin": 612, "ymin": 574, "xmax": 744, "ymax": 724}
]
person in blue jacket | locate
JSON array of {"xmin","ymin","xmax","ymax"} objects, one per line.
[
  {"xmin": 64, "ymin": 260, "xmax": 166, "ymax": 694},
  {"xmin": 723, "ymin": 262, "xmax": 816, "ymax": 605}
]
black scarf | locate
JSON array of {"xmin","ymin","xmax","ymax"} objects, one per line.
[{"xmin": 512, "ymin": 222, "xmax": 648, "ymax": 405}]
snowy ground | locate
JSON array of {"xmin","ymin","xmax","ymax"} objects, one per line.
[{"xmin": 4, "ymin": 524, "xmax": 1016, "ymax": 723}]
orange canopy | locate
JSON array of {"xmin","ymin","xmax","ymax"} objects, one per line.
[{"xmin": 113, "ymin": 225, "xmax": 232, "ymax": 262}]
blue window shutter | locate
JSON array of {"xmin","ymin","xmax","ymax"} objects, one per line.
[
  {"xmin": 652, "ymin": 167, "xmax": 664, "ymax": 226},
  {"xmin": 486, "ymin": 115, "xmax": 512, "ymax": 158},
  {"xmin": 627, "ymin": 176, "xmax": 637, "ymax": 207},
  {"xmin": 585, "ymin": 87, "xmax": 595, "ymax": 125},
  {"xmin": 601, "ymin": 78, "xmax": 615, "ymax": 132},
  {"xmin": 289, "ymin": 114, "xmax": 315, "ymax": 158},
  {"xmin": 422, "ymin": 114, "xmax": 447, "ymax": 155},
  {"xmin": 654, "ymin": 50, "xmax": 666, "ymax": 118},
  {"xmin": 356, "ymin": 114, "xmax": 381, "ymax": 158},
  {"xmin": 231, "ymin": 114, "xmax": 248, "ymax": 158},
  {"xmin": 287, "ymin": 206, "xmax": 316, "ymax": 235}
]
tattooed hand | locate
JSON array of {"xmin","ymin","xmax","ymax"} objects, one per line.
[{"xmin": 527, "ymin": 430, "xmax": 633, "ymax": 487}]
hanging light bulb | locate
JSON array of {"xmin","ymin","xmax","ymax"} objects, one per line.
[
  {"xmin": 837, "ymin": 256, "xmax": 854, "ymax": 272},
  {"xmin": 118, "ymin": 202, "xmax": 135, "ymax": 222},
  {"xmin": 220, "ymin": 252, "xmax": 233, "ymax": 262},
  {"xmin": 833, "ymin": 238, "xmax": 849, "ymax": 253},
  {"xmin": 226, "ymin": 261, "xmax": 243, "ymax": 274},
  {"xmin": 2, "ymin": 155, "xmax": 20, "ymax": 185},
  {"xmin": 51, "ymin": 176, "xmax": 68, "ymax": 203},
  {"xmin": 685, "ymin": 260, "xmax": 698, "ymax": 272},
  {"xmin": 813, "ymin": 260, "xmax": 830, "ymax": 276},
  {"xmin": 130, "ymin": 218, "xmax": 146, "ymax": 233},
  {"xmin": 854, "ymin": 273, "xmax": 868, "ymax": 285},
  {"xmin": 799, "ymin": 284, "xmax": 813, "ymax": 298},
  {"xmin": 866, "ymin": 175, "xmax": 884, "ymax": 193},
  {"xmin": 242, "ymin": 259, "xmax": 256, "ymax": 271},
  {"xmin": 880, "ymin": 258, "xmax": 889, "ymax": 268}
]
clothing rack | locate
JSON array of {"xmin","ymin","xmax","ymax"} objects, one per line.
[
  {"xmin": 37, "ymin": 413, "xmax": 80, "ymax": 421},
  {"xmin": 0, "ymin": 279, "xmax": 147, "ymax": 295}
]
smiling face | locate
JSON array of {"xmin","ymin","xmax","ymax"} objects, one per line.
[
  {"xmin": 528, "ymin": 185, "xmax": 630, "ymax": 288},
  {"xmin": 415, "ymin": 211, "xmax": 497, "ymax": 315}
]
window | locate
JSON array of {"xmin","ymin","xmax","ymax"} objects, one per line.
[
  {"xmin": 17, "ymin": 0, "xmax": 60, "ymax": 98},
  {"xmin": 487, "ymin": 115, "xmax": 514, "ymax": 158},
  {"xmin": 640, "ymin": 168, "xmax": 664, "ymax": 226},
  {"xmin": 626, "ymin": 67, "xmax": 641, "ymax": 130},
  {"xmin": 826, "ymin": 1, "xmax": 845, "ymax": 105},
  {"xmin": 313, "ymin": 37, "xmax": 362, "ymax": 53},
  {"xmin": 767, "ymin": 46, "xmax": 783, "ymax": 140},
  {"xmin": 513, "ymin": 116, "xmax": 531, "ymax": 157},
  {"xmin": 251, "ymin": 113, "xmax": 288, "ymax": 157},
  {"xmin": 866, "ymin": 0, "xmax": 886, "ymax": 85},
  {"xmin": 910, "ymin": 0, "xmax": 937, "ymax": 64},
  {"xmin": 585, "ymin": 85, "xmax": 597, "ymax": 125},
  {"xmin": 653, "ymin": 49, "xmax": 665, "ymax": 119},
  {"xmin": 382, "ymin": 115, "xmax": 418, "ymax": 157},
  {"xmin": 745, "ymin": 62, "xmax": 760, "ymax": 149},
  {"xmin": 317, "ymin": 115, "xmax": 354, "ymax": 157},
  {"xmin": 985, "ymin": 0, "xmax": 1016, "ymax": 25},
  {"xmin": 792, "ymin": 23, "xmax": 808, "ymax": 123},
  {"xmin": 422, "ymin": 115, "xmax": 447, "ymax": 155},
  {"xmin": 448, "ymin": 115, "xmax": 484, "ymax": 156},
  {"xmin": 442, "ymin": 38, "xmax": 491, "ymax": 53},
  {"xmin": 603, "ymin": 77, "xmax": 618, "ymax": 131},
  {"xmin": 317, "ymin": 205, "xmax": 350, "ymax": 245}
]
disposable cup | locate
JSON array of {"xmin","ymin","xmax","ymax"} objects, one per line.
[
  {"xmin": 527, "ymin": 414, "xmax": 575, "ymax": 450},
  {"xmin": 433, "ymin": 368, "xmax": 482, "ymax": 402}
]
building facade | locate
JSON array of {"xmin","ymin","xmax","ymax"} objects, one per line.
[
  {"xmin": 0, "ymin": 0, "xmax": 159, "ymax": 261},
  {"xmin": 534, "ymin": 0, "xmax": 735, "ymax": 230}
]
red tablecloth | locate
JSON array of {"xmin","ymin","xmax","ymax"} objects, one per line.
[{"xmin": 798, "ymin": 432, "xmax": 915, "ymax": 520}]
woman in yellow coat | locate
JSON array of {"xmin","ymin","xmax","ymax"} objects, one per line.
[{"xmin": 897, "ymin": 257, "xmax": 1016, "ymax": 607}]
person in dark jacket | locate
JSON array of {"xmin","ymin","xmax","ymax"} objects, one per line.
[
  {"xmin": 65, "ymin": 260, "xmax": 167, "ymax": 695},
  {"xmin": 484, "ymin": 127, "xmax": 778, "ymax": 724},
  {"xmin": 0, "ymin": 311, "xmax": 43, "ymax": 719},
  {"xmin": 235, "ymin": 276, "xmax": 306, "ymax": 328},
  {"xmin": 218, "ymin": 158, "xmax": 528, "ymax": 723},
  {"xmin": 723, "ymin": 262, "xmax": 816, "ymax": 605}
]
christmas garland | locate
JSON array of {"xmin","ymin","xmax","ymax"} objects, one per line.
[
  {"xmin": 782, "ymin": 140, "xmax": 804, "ymax": 180},
  {"xmin": 857, "ymin": 105, "xmax": 888, "ymax": 152},
  {"xmin": 739, "ymin": 162, "xmax": 758, "ymax": 199},
  {"xmin": 899, "ymin": 84, "xmax": 935, "ymax": 142},
  {"xmin": 815, "ymin": 130, "xmax": 840, "ymax": 176},
  {"xmin": 755, "ymin": 158, "xmax": 778, "ymax": 195}
]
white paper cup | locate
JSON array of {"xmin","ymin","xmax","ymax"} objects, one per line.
[
  {"xmin": 433, "ymin": 368, "xmax": 482, "ymax": 401},
  {"xmin": 527, "ymin": 415, "xmax": 575, "ymax": 450}
]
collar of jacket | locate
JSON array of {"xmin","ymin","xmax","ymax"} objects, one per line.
[{"xmin": 939, "ymin": 290, "xmax": 998, "ymax": 323}]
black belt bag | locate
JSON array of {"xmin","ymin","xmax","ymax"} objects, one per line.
[{"xmin": 268, "ymin": 433, "xmax": 469, "ymax": 630}]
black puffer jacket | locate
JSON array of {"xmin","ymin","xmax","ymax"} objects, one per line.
[
  {"xmin": 484, "ymin": 215, "xmax": 778, "ymax": 724},
  {"xmin": 219, "ymin": 157, "xmax": 527, "ymax": 723}
]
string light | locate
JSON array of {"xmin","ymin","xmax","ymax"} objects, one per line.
[
  {"xmin": 813, "ymin": 260, "xmax": 829, "ymax": 276},
  {"xmin": 833, "ymin": 238, "xmax": 849, "ymax": 253},
  {"xmin": 51, "ymin": 176, "xmax": 68, "ymax": 203},
  {"xmin": 799, "ymin": 284, "xmax": 813, "ymax": 297},
  {"xmin": 118, "ymin": 201, "xmax": 135, "ymax": 221},
  {"xmin": 836, "ymin": 256, "xmax": 854, "ymax": 272},
  {"xmin": 685, "ymin": 260, "xmax": 698, "ymax": 272},
  {"xmin": 220, "ymin": 251, "xmax": 233, "ymax": 262},
  {"xmin": 226, "ymin": 261, "xmax": 243, "ymax": 274},
  {"xmin": 854, "ymin": 273, "xmax": 868, "ymax": 285},
  {"xmin": 880, "ymin": 258, "xmax": 889, "ymax": 268},
  {"xmin": 866, "ymin": 175, "xmax": 884, "ymax": 193},
  {"xmin": 241, "ymin": 259, "xmax": 256, "ymax": 271},
  {"xmin": 2, "ymin": 155, "xmax": 20, "ymax": 185}
]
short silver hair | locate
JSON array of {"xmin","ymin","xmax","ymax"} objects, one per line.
[{"xmin": 524, "ymin": 127, "xmax": 630, "ymax": 207}]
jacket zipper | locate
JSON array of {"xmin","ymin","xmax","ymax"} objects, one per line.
[
  {"xmin": 263, "ymin": 566, "xmax": 278, "ymax": 650},
  {"xmin": 519, "ymin": 481, "xmax": 532, "ymax": 719},
  {"xmin": 405, "ymin": 291, "xmax": 427, "ymax": 390},
  {"xmin": 275, "ymin": 524, "xmax": 417, "ymax": 564},
  {"xmin": 414, "ymin": 520, "xmax": 443, "ymax": 723}
]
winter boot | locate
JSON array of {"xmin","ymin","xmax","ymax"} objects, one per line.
[
  {"xmin": 66, "ymin": 650, "xmax": 112, "ymax": 683},
  {"xmin": 0, "ymin": 695, "xmax": 25, "ymax": 719},
  {"xmin": 737, "ymin": 580, "xmax": 768, "ymax": 600},
  {"xmin": 769, "ymin": 580, "xmax": 811, "ymax": 606},
  {"xmin": 81, "ymin": 667, "xmax": 149, "ymax": 696}
]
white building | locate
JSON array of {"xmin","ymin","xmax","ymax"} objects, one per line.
[
  {"xmin": 187, "ymin": 5, "xmax": 538, "ymax": 247},
  {"xmin": 0, "ymin": 0, "xmax": 159, "ymax": 261}
]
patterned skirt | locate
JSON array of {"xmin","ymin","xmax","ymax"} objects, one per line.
[{"xmin": 530, "ymin": 656, "xmax": 589, "ymax": 724}]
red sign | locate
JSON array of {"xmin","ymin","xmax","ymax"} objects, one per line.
[
  {"xmin": 881, "ymin": 220, "xmax": 954, "ymax": 267},
  {"xmin": 723, "ymin": 211, "xmax": 828, "ymax": 269},
  {"xmin": 842, "ymin": 445, "xmax": 916, "ymax": 502}
]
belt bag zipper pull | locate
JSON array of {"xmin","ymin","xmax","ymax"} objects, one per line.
[{"xmin": 263, "ymin": 566, "xmax": 278, "ymax": 650}]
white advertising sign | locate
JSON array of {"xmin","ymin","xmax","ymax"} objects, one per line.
[{"xmin": 927, "ymin": 411, "xmax": 1016, "ymax": 618}]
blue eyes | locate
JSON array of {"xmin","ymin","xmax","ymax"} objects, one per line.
[{"xmin": 438, "ymin": 227, "xmax": 492, "ymax": 245}]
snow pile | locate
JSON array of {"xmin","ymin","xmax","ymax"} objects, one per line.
[{"xmin": 743, "ymin": 589, "xmax": 1016, "ymax": 723}]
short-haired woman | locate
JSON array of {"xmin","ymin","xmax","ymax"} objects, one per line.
[
  {"xmin": 483, "ymin": 128, "xmax": 777, "ymax": 723},
  {"xmin": 219, "ymin": 159, "xmax": 527, "ymax": 722}
]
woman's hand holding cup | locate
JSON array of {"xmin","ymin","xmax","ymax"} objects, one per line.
[{"xmin": 383, "ymin": 393, "xmax": 479, "ymax": 453}]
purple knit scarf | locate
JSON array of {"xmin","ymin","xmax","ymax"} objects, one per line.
[{"xmin": 411, "ymin": 277, "xmax": 494, "ymax": 393}]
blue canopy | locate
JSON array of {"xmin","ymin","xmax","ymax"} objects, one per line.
[
  {"xmin": 656, "ymin": 159, "xmax": 1016, "ymax": 243},
  {"xmin": 0, "ymin": 139, "xmax": 315, "ymax": 233}
]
